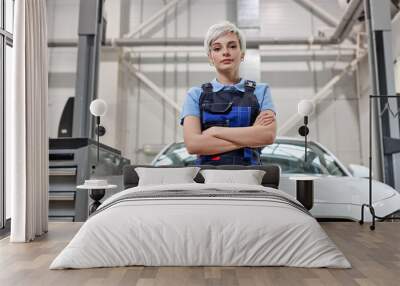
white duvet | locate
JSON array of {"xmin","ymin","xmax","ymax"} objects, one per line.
[{"xmin": 50, "ymin": 183, "xmax": 351, "ymax": 269}]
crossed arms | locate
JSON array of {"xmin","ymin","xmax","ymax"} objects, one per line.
[{"xmin": 183, "ymin": 110, "xmax": 277, "ymax": 155}]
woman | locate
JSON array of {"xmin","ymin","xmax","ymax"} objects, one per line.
[{"xmin": 180, "ymin": 21, "xmax": 276, "ymax": 165}]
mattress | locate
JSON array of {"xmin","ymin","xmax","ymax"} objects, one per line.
[{"xmin": 50, "ymin": 183, "xmax": 351, "ymax": 269}]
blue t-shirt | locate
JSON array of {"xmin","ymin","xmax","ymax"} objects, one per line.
[{"xmin": 180, "ymin": 78, "xmax": 275, "ymax": 125}]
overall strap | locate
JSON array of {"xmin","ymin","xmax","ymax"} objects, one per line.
[
  {"xmin": 200, "ymin": 82, "xmax": 213, "ymax": 102},
  {"xmin": 244, "ymin": 80, "xmax": 256, "ymax": 97},
  {"xmin": 199, "ymin": 82, "xmax": 213, "ymax": 127}
]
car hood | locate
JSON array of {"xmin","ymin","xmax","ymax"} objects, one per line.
[{"xmin": 279, "ymin": 176, "xmax": 398, "ymax": 204}]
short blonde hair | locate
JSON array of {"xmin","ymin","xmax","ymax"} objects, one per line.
[{"xmin": 204, "ymin": 21, "xmax": 246, "ymax": 56}]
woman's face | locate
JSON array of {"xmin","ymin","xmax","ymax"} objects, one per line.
[{"xmin": 208, "ymin": 32, "xmax": 244, "ymax": 74}]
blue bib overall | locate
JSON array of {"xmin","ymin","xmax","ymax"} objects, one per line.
[{"xmin": 197, "ymin": 80, "xmax": 261, "ymax": 165}]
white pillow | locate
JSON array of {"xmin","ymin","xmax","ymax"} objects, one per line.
[
  {"xmin": 135, "ymin": 167, "xmax": 200, "ymax": 186},
  {"xmin": 200, "ymin": 169, "xmax": 266, "ymax": 185}
]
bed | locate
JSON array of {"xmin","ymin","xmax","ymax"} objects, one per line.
[{"xmin": 50, "ymin": 165, "xmax": 350, "ymax": 269}]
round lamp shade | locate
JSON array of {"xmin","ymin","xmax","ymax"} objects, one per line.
[
  {"xmin": 90, "ymin": 99, "xmax": 107, "ymax": 116},
  {"xmin": 298, "ymin": 100, "xmax": 315, "ymax": 116}
]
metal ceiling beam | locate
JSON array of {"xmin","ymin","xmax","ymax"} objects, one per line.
[
  {"xmin": 124, "ymin": 43, "xmax": 358, "ymax": 53},
  {"xmin": 331, "ymin": 0, "xmax": 364, "ymax": 43},
  {"xmin": 48, "ymin": 0, "xmax": 364, "ymax": 48},
  {"xmin": 49, "ymin": 0, "xmax": 365, "ymax": 48},
  {"xmin": 114, "ymin": 37, "xmax": 337, "ymax": 46},
  {"xmin": 293, "ymin": 0, "xmax": 339, "ymax": 27},
  {"xmin": 123, "ymin": 0, "xmax": 185, "ymax": 39},
  {"xmin": 294, "ymin": 0, "xmax": 364, "ymax": 44},
  {"xmin": 121, "ymin": 60, "xmax": 181, "ymax": 112},
  {"xmin": 116, "ymin": 0, "xmax": 364, "ymax": 46},
  {"xmin": 49, "ymin": 36, "xmax": 353, "ymax": 48}
]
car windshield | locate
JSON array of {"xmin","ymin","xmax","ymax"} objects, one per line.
[
  {"xmin": 261, "ymin": 140, "xmax": 346, "ymax": 176},
  {"xmin": 153, "ymin": 140, "xmax": 347, "ymax": 176}
]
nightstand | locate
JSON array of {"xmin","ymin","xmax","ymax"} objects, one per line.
[
  {"xmin": 289, "ymin": 176, "xmax": 318, "ymax": 210},
  {"xmin": 77, "ymin": 180, "xmax": 117, "ymax": 214}
]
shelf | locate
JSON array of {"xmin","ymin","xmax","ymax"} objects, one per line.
[
  {"xmin": 49, "ymin": 167, "xmax": 76, "ymax": 176},
  {"xmin": 49, "ymin": 191, "xmax": 75, "ymax": 201}
]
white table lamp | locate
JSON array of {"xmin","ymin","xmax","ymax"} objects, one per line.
[{"xmin": 89, "ymin": 99, "xmax": 107, "ymax": 163}]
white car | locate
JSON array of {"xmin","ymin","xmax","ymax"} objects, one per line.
[{"xmin": 151, "ymin": 137, "xmax": 400, "ymax": 222}]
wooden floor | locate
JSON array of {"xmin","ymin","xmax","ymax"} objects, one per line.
[{"xmin": 0, "ymin": 222, "xmax": 399, "ymax": 286}]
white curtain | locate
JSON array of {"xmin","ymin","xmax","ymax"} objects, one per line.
[{"xmin": 7, "ymin": 0, "xmax": 49, "ymax": 242}]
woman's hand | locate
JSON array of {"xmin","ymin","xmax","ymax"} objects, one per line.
[{"xmin": 254, "ymin": 111, "xmax": 275, "ymax": 127}]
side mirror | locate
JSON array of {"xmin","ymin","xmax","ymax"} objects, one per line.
[{"xmin": 348, "ymin": 164, "xmax": 370, "ymax": 178}]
